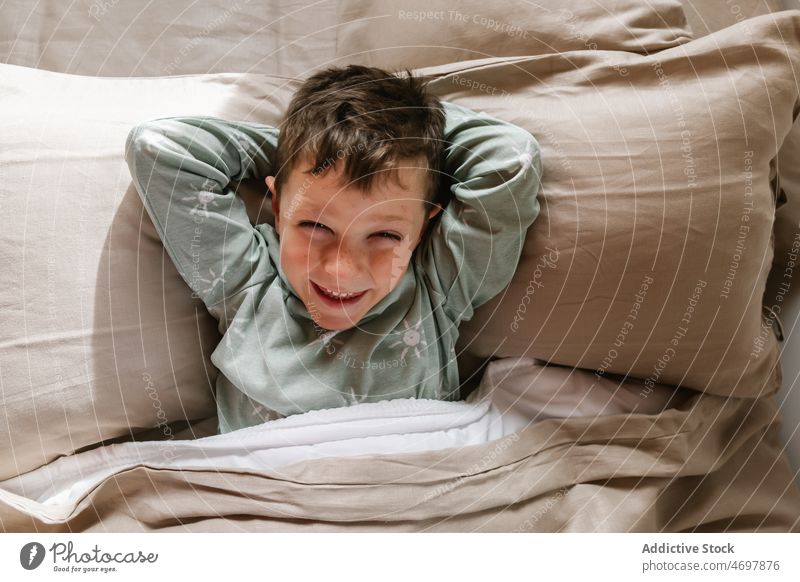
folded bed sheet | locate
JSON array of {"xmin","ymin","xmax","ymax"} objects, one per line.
[{"xmin": 2, "ymin": 377, "xmax": 797, "ymax": 532}]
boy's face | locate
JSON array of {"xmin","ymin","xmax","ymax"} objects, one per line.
[{"xmin": 266, "ymin": 159, "xmax": 442, "ymax": 332}]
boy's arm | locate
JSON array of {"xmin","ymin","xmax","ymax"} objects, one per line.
[
  {"xmin": 125, "ymin": 117, "xmax": 279, "ymax": 318},
  {"xmin": 417, "ymin": 101, "xmax": 543, "ymax": 323}
]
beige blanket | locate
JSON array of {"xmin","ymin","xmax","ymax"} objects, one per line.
[{"xmin": 2, "ymin": 376, "xmax": 798, "ymax": 532}]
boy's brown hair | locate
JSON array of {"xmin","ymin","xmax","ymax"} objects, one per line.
[{"xmin": 273, "ymin": 64, "xmax": 447, "ymax": 209}]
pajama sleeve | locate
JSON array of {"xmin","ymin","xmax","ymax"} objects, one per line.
[
  {"xmin": 124, "ymin": 116, "xmax": 279, "ymax": 318},
  {"xmin": 417, "ymin": 100, "xmax": 543, "ymax": 323}
]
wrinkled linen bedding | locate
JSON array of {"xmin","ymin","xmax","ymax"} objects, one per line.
[
  {"xmin": 3, "ymin": 373, "xmax": 797, "ymax": 532},
  {"xmin": 0, "ymin": 357, "xmax": 678, "ymax": 520},
  {"xmin": 1, "ymin": 399, "xmax": 513, "ymax": 516}
]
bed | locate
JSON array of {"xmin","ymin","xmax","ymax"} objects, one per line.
[{"xmin": 1, "ymin": 0, "xmax": 799, "ymax": 532}]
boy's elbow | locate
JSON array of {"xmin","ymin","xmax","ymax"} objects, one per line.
[
  {"xmin": 516, "ymin": 133, "xmax": 543, "ymax": 226},
  {"xmin": 531, "ymin": 144, "xmax": 543, "ymax": 193},
  {"xmin": 124, "ymin": 122, "xmax": 158, "ymax": 166},
  {"xmin": 511, "ymin": 129, "xmax": 543, "ymax": 189},
  {"xmin": 125, "ymin": 120, "xmax": 174, "ymax": 156},
  {"xmin": 124, "ymin": 124, "xmax": 143, "ymax": 164},
  {"xmin": 124, "ymin": 122, "xmax": 168, "ymax": 195}
]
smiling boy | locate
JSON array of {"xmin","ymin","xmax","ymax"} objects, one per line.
[
  {"xmin": 267, "ymin": 160, "xmax": 435, "ymax": 331},
  {"xmin": 125, "ymin": 65, "xmax": 542, "ymax": 433}
]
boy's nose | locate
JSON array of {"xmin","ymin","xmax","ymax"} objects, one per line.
[{"xmin": 323, "ymin": 244, "xmax": 361, "ymax": 280}]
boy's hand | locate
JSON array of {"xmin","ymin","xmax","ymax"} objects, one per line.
[{"xmin": 416, "ymin": 101, "xmax": 542, "ymax": 322}]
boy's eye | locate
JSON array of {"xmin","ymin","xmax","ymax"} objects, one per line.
[
  {"xmin": 374, "ymin": 232, "xmax": 403, "ymax": 242},
  {"xmin": 299, "ymin": 221, "xmax": 330, "ymax": 233},
  {"xmin": 299, "ymin": 221, "xmax": 402, "ymax": 242}
]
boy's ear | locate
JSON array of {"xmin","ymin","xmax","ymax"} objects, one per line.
[
  {"xmin": 417, "ymin": 203, "xmax": 443, "ymax": 246},
  {"xmin": 265, "ymin": 175, "xmax": 277, "ymax": 198}
]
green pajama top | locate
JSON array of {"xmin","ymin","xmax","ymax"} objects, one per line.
[{"xmin": 125, "ymin": 101, "xmax": 542, "ymax": 434}]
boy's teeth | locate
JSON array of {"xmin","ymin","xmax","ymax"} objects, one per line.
[{"xmin": 320, "ymin": 284, "xmax": 360, "ymax": 299}]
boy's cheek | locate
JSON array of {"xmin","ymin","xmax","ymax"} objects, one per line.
[{"xmin": 280, "ymin": 237, "xmax": 312, "ymax": 281}]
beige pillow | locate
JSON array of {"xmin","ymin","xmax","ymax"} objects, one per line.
[
  {"xmin": 420, "ymin": 11, "xmax": 800, "ymax": 399},
  {"xmin": 335, "ymin": 0, "xmax": 692, "ymax": 71},
  {"xmin": 679, "ymin": 0, "xmax": 783, "ymax": 38},
  {"xmin": 773, "ymin": 119, "xmax": 800, "ymax": 270},
  {"xmin": 0, "ymin": 0, "xmax": 339, "ymax": 79},
  {"xmin": 0, "ymin": 10, "xmax": 794, "ymax": 481},
  {"xmin": 0, "ymin": 64, "xmax": 300, "ymax": 480}
]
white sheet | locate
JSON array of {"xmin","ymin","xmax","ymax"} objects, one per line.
[{"xmin": 0, "ymin": 398, "xmax": 522, "ymax": 520}]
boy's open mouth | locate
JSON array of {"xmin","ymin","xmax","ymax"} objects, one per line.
[{"xmin": 311, "ymin": 281, "xmax": 368, "ymax": 306}]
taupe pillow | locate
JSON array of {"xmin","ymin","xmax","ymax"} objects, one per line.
[
  {"xmin": 773, "ymin": 120, "xmax": 800, "ymax": 271},
  {"xmin": 0, "ymin": 0, "xmax": 339, "ymax": 79},
  {"xmin": 420, "ymin": 11, "xmax": 800, "ymax": 398},
  {"xmin": 0, "ymin": 64, "xmax": 300, "ymax": 480},
  {"xmin": 1, "ymin": 10, "xmax": 794, "ymax": 482},
  {"xmin": 335, "ymin": 0, "xmax": 692, "ymax": 71}
]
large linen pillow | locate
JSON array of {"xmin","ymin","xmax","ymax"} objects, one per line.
[
  {"xmin": 1, "ymin": 10, "xmax": 795, "ymax": 482},
  {"xmin": 0, "ymin": 0, "xmax": 339, "ymax": 79},
  {"xmin": 0, "ymin": 64, "xmax": 300, "ymax": 480},
  {"xmin": 335, "ymin": 0, "xmax": 692, "ymax": 71},
  {"xmin": 420, "ymin": 11, "xmax": 800, "ymax": 399},
  {"xmin": 679, "ymin": 0, "xmax": 782, "ymax": 38},
  {"xmin": 773, "ymin": 120, "xmax": 800, "ymax": 268}
]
